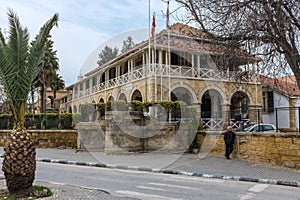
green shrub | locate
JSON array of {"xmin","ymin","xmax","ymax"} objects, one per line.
[
  {"xmin": 130, "ymin": 100, "xmax": 144, "ymax": 112},
  {"xmin": 111, "ymin": 100, "xmax": 128, "ymax": 111},
  {"xmin": 72, "ymin": 113, "xmax": 81, "ymax": 125},
  {"xmin": 59, "ymin": 113, "xmax": 73, "ymax": 129},
  {"xmin": 33, "ymin": 114, "xmax": 44, "ymax": 129},
  {"xmin": 46, "ymin": 113, "xmax": 59, "ymax": 129}
]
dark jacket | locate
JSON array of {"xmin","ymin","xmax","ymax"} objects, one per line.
[{"xmin": 224, "ymin": 131, "xmax": 235, "ymax": 145}]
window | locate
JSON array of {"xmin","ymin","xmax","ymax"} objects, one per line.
[
  {"xmin": 262, "ymin": 91, "xmax": 274, "ymax": 113},
  {"xmin": 267, "ymin": 91, "xmax": 274, "ymax": 112}
]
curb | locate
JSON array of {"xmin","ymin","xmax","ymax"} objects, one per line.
[{"xmin": 37, "ymin": 158, "xmax": 300, "ymax": 188}]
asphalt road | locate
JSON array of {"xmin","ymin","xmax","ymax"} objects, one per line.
[{"xmin": 35, "ymin": 162, "xmax": 300, "ymax": 200}]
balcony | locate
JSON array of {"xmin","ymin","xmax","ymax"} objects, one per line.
[{"xmin": 72, "ymin": 64, "xmax": 258, "ymax": 100}]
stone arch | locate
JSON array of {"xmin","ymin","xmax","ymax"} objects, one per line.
[
  {"xmin": 108, "ymin": 96, "xmax": 114, "ymax": 101},
  {"xmin": 170, "ymin": 82, "xmax": 197, "ymax": 104},
  {"xmin": 230, "ymin": 87, "xmax": 255, "ymax": 106},
  {"xmin": 73, "ymin": 106, "xmax": 78, "ymax": 113},
  {"xmin": 99, "ymin": 98, "xmax": 105, "ymax": 103},
  {"xmin": 198, "ymin": 85, "xmax": 226, "ymax": 105},
  {"xmin": 48, "ymin": 96, "xmax": 54, "ymax": 109},
  {"xmin": 118, "ymin": 93, "xmax": 127, "ymax": 102},
  {"xmin": 171, "ymin": 87, "xmax": 194, "ymax": 105},
  {"xmin": 200, "ymin": 89, "xmax": 224, "ymax": 119},
  {"xmin": 230, "ymin": 91, "xmax": 250, "ymax": 119},
  {"xmin": 131, "ymin": 89, "xmax": 143, "ymax": 102},
  {"xmin": 68, "ymin": 106, "xmax": 72, "ymax": 113}
]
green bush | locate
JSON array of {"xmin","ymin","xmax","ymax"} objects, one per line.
[
  {"xmin": 33, "ymin": 114, "xmax": 43, "ymax": 129},
  {"xmin": 130, "ymin": 100, "xmax": 144, "ymax": 112},
  {"xmin": 72, "ymin": 113, "xmax": 81, "ymax": 125},
  {"xmin": 46, "ymin": 113, "xmax": 59, "ymax": 129},
  {"xmin": 60, "ymin": 113, "xmax": 73, "ymax": 129},
  {"xmin": 111, "ymin": 100, "xmax": 128, "ymax": 111}
]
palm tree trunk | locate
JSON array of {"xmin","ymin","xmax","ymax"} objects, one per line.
[
  {"xmin": 53, "ymin": 89, "xmax": 57, "ymax": 110},
  {"xmin": 2, "ymin": 130, "xmax": 36, "ymax": 198},
  {"xmin": 42, "ymin": 84, "xmax": 47, "ymax": 129}
]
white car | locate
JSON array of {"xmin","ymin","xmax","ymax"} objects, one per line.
[{"xmin": 244, "ymin": 124, "xmax": 279, "ymax": 133}]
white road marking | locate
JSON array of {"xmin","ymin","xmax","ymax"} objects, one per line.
[
  {"xmin": 238, "ymin": 184, "xmax": 269, "ymax": 200},
  {"xmin": 136, "ymin": 185, "xmax": 166, "ymax": 191},
  {"xmin": 163, "ymin": 176, "xmax": 224, "ymax": 183},
  {"xmin": 248, "ymin": 184, "xmax": 269, "ymax": 193},
  {"xmin": 148, "ymin": 182, "xmax": 199, "ymax": 190},
  {"xmin": 115, "ymin": 190, "xmax": 183, "ymax": 200},
  {"xmin": 238, "ymin": 192, "xmax": 256, "ymax": 200}
]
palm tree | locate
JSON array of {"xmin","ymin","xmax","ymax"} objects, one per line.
[
  {"xmin": 38, "ymin": 35, "xmax": 59, "ymax": 127},
  {"xmin": 50, "ymin": 72, "xmax": 65, "ymax": 110},
  {"xmin": 0, "ymin": 9, "xmax": 58, "ymax": 198}
]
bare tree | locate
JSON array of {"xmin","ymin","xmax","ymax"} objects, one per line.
[{"xmin": 175, "ymin": 0, "xmax": 300, "ymax": 88}]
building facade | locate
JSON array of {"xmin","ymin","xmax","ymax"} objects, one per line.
[{"xmin": 65, "ymin": 23, "xmax": 263, "ymax": 129}]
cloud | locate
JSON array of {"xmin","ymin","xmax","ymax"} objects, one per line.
[{"xmin": 0, "ymin": 0, "xmax": 183, "ymax": 85}]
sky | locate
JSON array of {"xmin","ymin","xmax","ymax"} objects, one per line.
[{"xmin": 0, "ymin": 0, "xmax": 182, "ymax": 86}]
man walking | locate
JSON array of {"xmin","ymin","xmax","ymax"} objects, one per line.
[{"xmin": 224, "ymin": 126, "xmax": 236, "ymax": 159}]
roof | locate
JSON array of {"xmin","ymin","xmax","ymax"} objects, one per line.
[
  {"xmin": 84, "ymin": 23, "xmax": 257, "ymax": 77},
  {"xmin": 260, "ymin": 75, "xmax": 300, "ymax": 96}
]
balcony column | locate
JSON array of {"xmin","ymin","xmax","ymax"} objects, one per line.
[
  {"xmin": 197, "ymin": 55, "xmax": 200, "ymax": 77},
  {"xmin": 142, "ymin": 52, "xmax": 146, "ymax": 66},
  {"xmin": 145, "ymin": 50, "xmax": 149, "ymax": 64},
  {"xmin": 131, "ymin": 59, "xmax": 134, "ymax": 71},
  {"xmin": 105, "ymin": 70, "xmax": 109, "ymax": 82},
  {"xmin": 127, "ymin": 60, "xmax": 131, "ymax": 73},
  {"xmin": 116, "ymin": 66, "xmax": 120, "ymax": 77},
  {"xmin": 191, "ymin": 54, "xmax": 195, "ymax": 77}
]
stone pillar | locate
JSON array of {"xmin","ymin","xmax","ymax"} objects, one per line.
[
  {"xmin": 222, "ymin": 103, "xmax": 231, "ymax": 130},
  {"xmin": 289, "ymin": 98, "xmax": 297, "ymax": 131},
  {"xmin": 76, "ymin": 122, "xmax": 105, "ymax": 151}
]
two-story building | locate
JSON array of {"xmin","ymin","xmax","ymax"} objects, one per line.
[{"xmin": 65, "ymin": 23, "xmax": 262, "ymax": 129}]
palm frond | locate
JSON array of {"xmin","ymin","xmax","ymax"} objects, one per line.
[
  {"xmin": 0, "ymin": 9, "xmax": 59, "ymax": 127},
  {"xmin": 27, "ymin": 13, "xmax": 59, "ymax": 85}
]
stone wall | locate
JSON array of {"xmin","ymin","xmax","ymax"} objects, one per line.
[
  {"xmin": 104, "ymin": 111, "xmax": 191, "ymax": 153},
  {"xmin": 0, "ymin": 130, "xmax": 77, "ymax": 148},
  {"xmin": 197, "ymin": 131, "xmax": 300, "ymax": 169}
]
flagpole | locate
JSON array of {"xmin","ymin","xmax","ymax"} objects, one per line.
[
  {"xmin": 153, "ymin": 12, "xmax": 157, "ymax": 102},
  {"xmin": 148, "ymin": 0, "xmax": 151, "ymax": 102}
]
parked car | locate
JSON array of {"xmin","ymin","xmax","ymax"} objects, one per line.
[{"xmin": 243, "ymin": 123, "xmax": 280, "ymax": 133}]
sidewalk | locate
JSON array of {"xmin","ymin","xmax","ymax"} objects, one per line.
[{"xmin": 0, "ymin": 148, "xmax": 299, "ymax": 199}]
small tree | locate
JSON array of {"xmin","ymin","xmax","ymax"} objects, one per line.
[
  {"xmin": 121, "ymin": 36, "xmax": 135, "ymax": 53},
  {"xmin": 97, "ymin": 45, "xmax": 118, "ymax": 66}
]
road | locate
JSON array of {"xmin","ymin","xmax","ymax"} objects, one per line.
[{"xmin": 35, "ymin": 162, "xmax": 300, "ymax": 200}]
